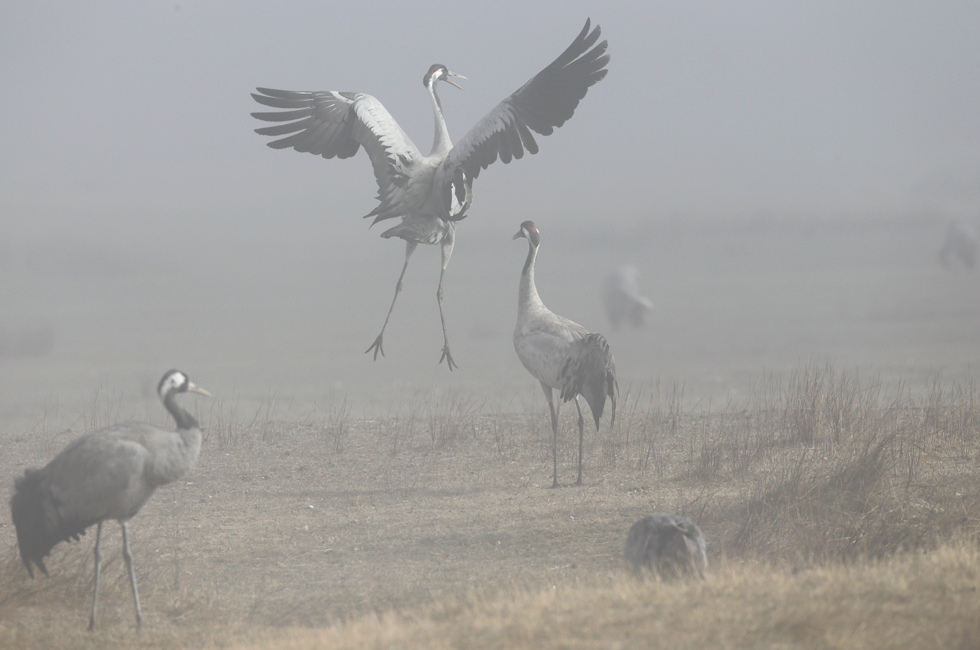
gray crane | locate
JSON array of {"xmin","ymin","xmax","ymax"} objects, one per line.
[
  {"xmin": 939, "ymin": 219, "xmax": 978, "ymax": 270},
  {"xmin": 624, "ymin": 513, "xmax": 707, "ymax": 579},
  {"xmin": 513, "ymin": 221, "xmax": 617, "ymax": 488},
  {"xmin": 9, "ymin": 369, "xmax": 211, "ymax": 630},
  {"xmin": 251, "ymin": 20, "xmax": 609, "ymax": 370},
  {"xmin": 602, "ymin": 265, "xmax": 653, "ymax": 329}
]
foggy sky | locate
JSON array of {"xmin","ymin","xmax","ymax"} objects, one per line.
[
  {"xmin": 2, "ymin": 1, "xmax": 980, "ymax": 427},
  {"xmin": 2, "ymin": 1, "xmax": 979, "ymax": 250}
]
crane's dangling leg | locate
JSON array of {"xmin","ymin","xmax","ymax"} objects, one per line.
[
  {"xmin": 541, "ymin": 383, "xmax": 560, "ymax": 488},
  {"xmin": 436, "ymin": 233, "xmax": 457, "ymax": 370},
  {"xmin": 88, "ymin": 521, "xmax": 104, "ymax": 631},
  {"xmin": 366, "ymin": 241, "xmax": 418, "ymax": 361},
  {"xmin": 573, "ymin": 396, "xmax": 586, "ymax": 486},
  {"xmin": 121, "ymin": 521, "xmax": 143, "ymax": 628}
]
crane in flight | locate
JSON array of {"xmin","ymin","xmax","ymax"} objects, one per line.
[{"xmin": 251, "ymin": 20, "xmax": 609, "ymax": 370}]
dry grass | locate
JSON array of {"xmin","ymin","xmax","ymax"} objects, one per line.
[
  {"xmin": 1, "ymin": 362, "xmax": 979, "ymax": 648},
  {"xmin": 234, "ymin": 543, "xmax": 980, "ymax": 650}
]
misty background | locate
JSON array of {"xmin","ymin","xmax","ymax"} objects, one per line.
[{"xmin": 1, "ymin": 1, "xmax": 979, "ymax": 430}]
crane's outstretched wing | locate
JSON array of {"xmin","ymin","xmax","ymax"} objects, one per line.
[
  {"xmin": 441, "ymin": 19, "xmax": 609, "ymax": 210},
  {"xmin": 251, "ymin": 89, "xmax": 423, "ymax": 223}
]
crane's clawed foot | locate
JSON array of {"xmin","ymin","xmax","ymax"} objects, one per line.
[
  {"xmin": 365, "ymin": 334, "xmax": 386, "ymax": 361},
  {"xmin": 439, "ymin": 344, "xmax": 458, "ymax": 371}
]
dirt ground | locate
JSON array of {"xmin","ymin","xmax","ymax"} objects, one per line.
[
  {"xmin": 1, "ymin": 215, "xmax": 979, "ymax": 640},
  {"xmin": 1, "ymin": 403, "xmax": 712, "ymax": 631}
]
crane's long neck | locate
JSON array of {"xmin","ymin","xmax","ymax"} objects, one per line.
[
  {"xmin": 428, "ymin": 82, "xmax": 453, "ymax": 156},
  {"xmin": 164, "ymin": 392, "xmax": 199, "ymax": 431},
  {"xmin": 148, "ymin": 390, "xmax": 203, "ymax": 487},
  {"xmin": 519, "ymin": 241, "xmax": 546, "ymax": 316}
]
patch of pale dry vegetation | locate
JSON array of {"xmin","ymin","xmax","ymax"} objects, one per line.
[
  {"xmin": 1, "ymin": 362, "xmax": 978, "ymax": 649},
  {"xmin": 233, "ymin": 543, "xmax": 980, "ymax": 650}
]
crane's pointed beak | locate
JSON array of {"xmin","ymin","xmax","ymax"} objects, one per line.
[
  {"xmin": 446, "ymin": 71, "xmax": 466, "ymax": 90},
  {"xmin": 187, "ymin": 382, "xmax": 212, "ymax": 398},
  {"xmin": 513, "ymin": 224, "xmax": 539, "ymax": 240}
]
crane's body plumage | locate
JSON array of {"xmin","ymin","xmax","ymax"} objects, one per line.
[
  {"xmin": 38, "ymin": 421, "xmax": 200, "ymax": 524},
  {"xmin": 513, "ymin": 221, "xmax": 617, "ymax": 487},
  {"xmin": 9, "ymin": 370, "xmax": 210, "ymax": 630},
  {"xmin": 252, "ymin": 20, "xmax": 609, "ymax": 369}
]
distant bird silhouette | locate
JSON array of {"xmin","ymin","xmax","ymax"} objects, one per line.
[
  {"xmin": 938, "ymin": 219, "xmax": 978, "ymax": 270},
  {"xmin": 513, "ymin": 221, "xmax": 617, "ymax": 487},
  {"xmin": 624, "ymin": 513, "xmax": 707, "ymax": 579},
  {"xmin": 601, "ymin": 265, "xmax": 653, "ymax": 329},
  {"xmin": 10, "ymin": 370, "xmax": 211, "ymax": 630},
  {"xmin": 251, "ymin": 20, "xmax": 609, "ymax": 370}
]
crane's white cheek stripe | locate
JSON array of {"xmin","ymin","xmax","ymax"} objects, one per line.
[{"xmin": 159, "ymin": 372, "xmax": 187, "ymax": 399}]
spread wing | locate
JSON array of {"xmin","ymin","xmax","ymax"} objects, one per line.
[
  {"xmin": 441, "ymin": 19, "xmax": 609, "ymax": 206},
  {"xmin": 251, "ymin": 89, "xmax": 423, "ymax": 223}
]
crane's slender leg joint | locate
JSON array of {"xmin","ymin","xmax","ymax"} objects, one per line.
[
  {"xmin": 88, "ymin": 521, "xmax": 103, "ymax": 631},
  {"xmin": 366, "ymin": 242, "xmax": 418, "ymax": 360},
  {"xmin": 437, "ymin": 234, "xmax": 457, "ymax": 370},
  {"xmin": 573, "ymin": 397, "xmax": 585, "ymax": 486},
  {"xmin": 543, "ymin": 385, "xmax": 560, "ymax": 488},
  {"xmin": 121, "ymin": 521, "xmax": 143, "ymax": 628}
]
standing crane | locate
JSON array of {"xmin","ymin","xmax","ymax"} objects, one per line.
[
  {"xmin": 251, "ymin": 20, "xmax": 609, "ymax": 370},
  {"xmin": 513, "ymin": 221, "xmax": 617, "ymax": 487},
  {"xmin": 10, "ymin": 370, "xmax": 211, "ymax": 630}
]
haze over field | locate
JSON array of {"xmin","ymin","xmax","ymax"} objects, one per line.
[
  {"xmin": 3, "ymin": 7, "xmax": 980, "ymax": 646},
  {"xmin": 1, "ymin": 1, "xmax": 979, "ymax": 425}
]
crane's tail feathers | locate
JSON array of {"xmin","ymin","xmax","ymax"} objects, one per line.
[
  {"xmin": 559, "ymin": 333, "xmax": 617, "ymax": 429},
  {"xmin": 11, "ymin": 469, "xmax": 53, "ymax": 578},
  {"xmin": 10, "ymin": 468, "xmax": 93, "ymax": 578}
]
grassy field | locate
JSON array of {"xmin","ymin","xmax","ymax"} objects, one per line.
[{"xmin": 2, "ymin": 363, "xmax": 979, "ymax": 648}]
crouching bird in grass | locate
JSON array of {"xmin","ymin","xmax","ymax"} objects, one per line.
[
  {"xmin": 624, "ymin": 513, "xmax": 707, "ymax": 580},
  {"xmin": 10, "ymin": 369, "xmax": 211, "ymax": 630},
  {"xmin": 513, "ymin": 220, "xmax": 617, "ymax": 487}
]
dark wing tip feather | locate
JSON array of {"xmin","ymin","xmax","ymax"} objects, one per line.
[
  {"xmin": 448, "ymin": 18, "xmax": 608, "ymax": 184},
  {"xmin": 550, "ymin": 19, "xmax": 601, "ymax": 71},
  {"xmin": 251, "ymin": 90, "xmax": 315, "ymax": 110},
  {"xmin": 251, "ymin": 89, "xmax": 367, "ymax": 160},
  {"xmin": 251, "ymin": 108, "xmax": 313, "ymax": 123},
  {"xmin": 254, "ymin": 118, "xmax": 316, "ymax": 137},
  {"xmin": 254, "ymin": 87, "xmax": 308, "ymax": 99}
]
